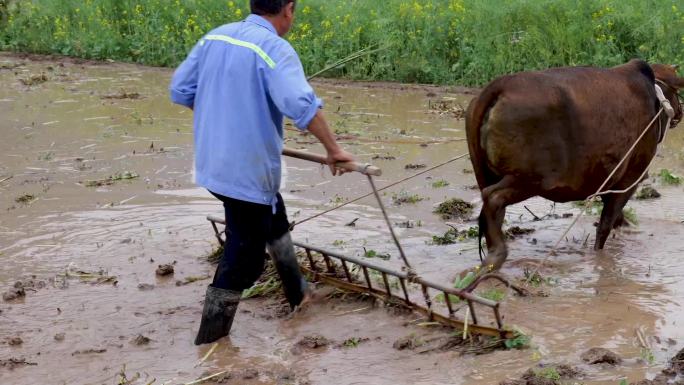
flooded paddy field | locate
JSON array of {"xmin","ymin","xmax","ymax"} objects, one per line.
[{"xmin": 1, "ymin": 53, "xmax": 684, "ymax": 385}]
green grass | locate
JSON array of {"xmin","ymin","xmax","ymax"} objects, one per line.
[
  {"xmin": 431, "ymin": 179, "xmax": 450, "ymax": 188},
  {"xmin": 1, "ymin": 0, "xmax": 682, "ymax": 86},
  {"xmin": 392, "ymin": 191, "xmax": 425, "ymax": 205}
]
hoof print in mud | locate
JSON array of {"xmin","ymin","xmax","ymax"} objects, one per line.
[
  {"xmin": 2, "ymin": 287, "xmax": 26, "ymax": 302},
  {"xmin": 580, "ymin": 347, "xmax": 622, "ymax": 365},
  {"xmin": 155, "ymin": 264, "xmax": 175, "ymax": 277}
]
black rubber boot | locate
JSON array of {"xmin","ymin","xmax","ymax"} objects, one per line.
[
  {"xmin": 194, "ymin": 285, "xmax": 241, "ymax": 345},
  {"xmin": 267, "ymin": 232, "xmax": 308, "ymax": 309}
]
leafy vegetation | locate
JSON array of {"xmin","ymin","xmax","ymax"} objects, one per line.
[
  {"xmin": 534, "ymin": 367, "xmax": 561, "ymax": 381},
  {"xmin": 363, "ymin": 248, "xmax": 391, "ymax": 260},
  {"xmin": 2, "ymin": 1, "xmax": 682, "ymax": 86},
  {"xmin": 659, "ymin": 168, "xmax": 682, "ymax": 185},
  {"xmin": 479, "ymin": 288, "xmax": 505, "ymax": 302},
  {"xmin": 430, "ymin": 226, "xmax": 478, "ymax": 245},
  {"xmin": 504, "ymin": 330, "xmax": 531, "ymax": 350},
  {"xmin": 431, "ymin": 179, "xmax": 450, "ymax": 188}
]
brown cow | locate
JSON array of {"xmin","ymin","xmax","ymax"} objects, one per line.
[{"xmin": 466, "ymin": 59, "xmax": 683, "ymax": 270}]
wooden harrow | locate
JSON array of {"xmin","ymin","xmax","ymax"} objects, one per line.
[{"xmin": 206, "ymin": 148, "xmax": 520, "ymax": 339}]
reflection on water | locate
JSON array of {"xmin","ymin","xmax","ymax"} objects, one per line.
[{"xmin": 0, "ymin": 54, "xmax": 683, "ymax": 385}]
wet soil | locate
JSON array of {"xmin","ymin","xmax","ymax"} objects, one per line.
[{"xmin": 2, "ymin": 52, "xmax": 684, "ymax": 384}]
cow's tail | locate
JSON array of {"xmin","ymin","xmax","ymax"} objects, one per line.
[{"xmin": 465, "ymin": 81, "xmax": 505, "ymax": 262}]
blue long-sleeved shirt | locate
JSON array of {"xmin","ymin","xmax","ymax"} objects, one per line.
[{"xmin": 170, "ymin": 14, "xmax": 322, "ymax": 207}]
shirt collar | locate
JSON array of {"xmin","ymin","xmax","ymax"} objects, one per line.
[{"xmin": 245, "ymin": 14, "xmax": 277, "ymax": 35}]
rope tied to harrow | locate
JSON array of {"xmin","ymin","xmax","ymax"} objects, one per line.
[{"xmin": 287, "ymin": 153, "xmax": 471, "ymax": 316}]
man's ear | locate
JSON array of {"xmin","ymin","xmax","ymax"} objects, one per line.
[{"xmin": 284, "ymin": 2, "xmax": 295, "ymax": 19}]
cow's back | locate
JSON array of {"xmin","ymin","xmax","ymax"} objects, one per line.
[{"xmin": 468, "ymin": 59, "xmax": 659, "ymax": 200}]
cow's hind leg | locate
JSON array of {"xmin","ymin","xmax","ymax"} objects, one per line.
[
  {"xmin": 595, "ymin": 189, "xmax": 636, "ymax": 250},
  {"xmin": 479, "ymin": 175, "xmax": 533, "ymax": 270}
]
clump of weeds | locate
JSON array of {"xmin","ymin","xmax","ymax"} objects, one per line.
[
  {"xmin": 207, "ymin": 245, "xmax": 223, "ymax": 264},
  {"xmin": 433, "ymin": 198, "xmax": 474, "ymax": 220},
  {"xmin": 83, "ymin": 171, "xmax": 139, "ymax": 187},
  {"xmin": 363, "ymin": 248, "xmax": 390, "ymax": 260},
  {"xmin": 430, "ymin": 226, "xmax": 478, "ymax": 245},
  {"xmin": 242, "ymin": 262, "xmax": 281, "ymax": 299},
  {"xmin": 14, "ymin": 194, "xmax": 36, "ymax": 204},
  {"xmin": 635, "ymin": 186, "xmax": 661, "ymax": 200}
]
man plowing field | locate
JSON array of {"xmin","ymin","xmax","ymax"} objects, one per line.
[{"xmin": 169, "ymin": 0, "xmax": 354, "ymax": 345}]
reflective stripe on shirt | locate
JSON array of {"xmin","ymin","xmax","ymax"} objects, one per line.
[{"xmin": 203, "ymin": 34, "xmax": 276, "ymax": 69}]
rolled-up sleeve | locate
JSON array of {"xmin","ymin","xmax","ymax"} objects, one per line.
[
  {"xmin": 169, "ymin": 41, "xmax": 203, "ymax": 108},
  {"xmin": 266, "ymin": 51, "xmax": 323, "ymax": 130}
]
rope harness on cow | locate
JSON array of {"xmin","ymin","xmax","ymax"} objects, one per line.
[{"xmin": 526, "ymin": 83, "xmax": 676, "ymax": 283}]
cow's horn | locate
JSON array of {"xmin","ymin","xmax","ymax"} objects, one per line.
[{"xmin": 673, "ymin": 64, "xmax": 679, "ymax": 70}]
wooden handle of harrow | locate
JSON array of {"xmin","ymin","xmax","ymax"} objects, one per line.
[{"xmin": 283, "ymin": 147, "xmax": 382, "ymax": 176}]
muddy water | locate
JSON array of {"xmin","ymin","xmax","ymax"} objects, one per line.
[{"xmin": 1, "ymin": 53, "xmax": 683, "ymax": 385}]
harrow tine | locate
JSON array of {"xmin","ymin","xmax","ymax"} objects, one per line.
[
  {"xmin": 381, "ymin": 272, "xmax": 391, "ymax": 298},
  {"xmin": 399, "ymin": 278, "xmax": 410, "ymax": 305},
  {"xmin": 210, "ymin": 222, "xmax": 224, "ymax": 246},
  {"xmin": 443, "ymin": 291, "xmax": 454, "ymax": 317},
  {"xmin": 322, "ymin": 253, "xmax": 335, "ymax": 275},
  {"xmin": 340, "ymin": 260, "xmax": 352, "ymax": 282},
  {"xmin": 467, "ymin": 300, "xmax": 478, "ymax": 325},
  {"xmin": 306, "ymin": 249, "xmax": 317, "ymax": 271},
  {"xmin": 493, "ymin": 304, "xmax": 503, "ymax": 330},
  {"xmin": 361, "ymin": 266, "xmax": 372, "ymax": 290}
]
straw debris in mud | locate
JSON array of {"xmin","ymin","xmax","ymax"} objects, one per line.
[
  {"xmin": 101, "ymin": 90, "xmax": 141, "ymax": 99},
  {"xmin": 19, "ymin": 73, "xmax": 48, "ymax": 86},
  {"xmin": 241, "ymin": 261, "xmax": 282, "ymax": 300},
  {"xmin": 427, "ymin": 98, "xmax": 466, "ymax": 119},
  {"xmin": 0, "ymin": 358, "xmax": 37, "ymax": 370},
  {"xmin": 505, "ymin": 226, "xmax": 535, "ymax": 239},
  {"xmin": 82, "ymin": 171, "xmax": 139, "ymax": 187}
]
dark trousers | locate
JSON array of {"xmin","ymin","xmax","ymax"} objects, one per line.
[{"xmin": 210, "ymin": 191, "xmax": 290, "ymax": 291}]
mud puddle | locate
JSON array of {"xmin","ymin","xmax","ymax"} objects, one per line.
[{"xmin": 1, "ymin": 53, "xmax": 684, "ymax": 385}]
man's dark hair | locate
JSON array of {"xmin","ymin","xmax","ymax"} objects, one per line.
[{"xmin": 250, "ymin": 0, "xmax": 295, "ymax": 16}]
